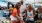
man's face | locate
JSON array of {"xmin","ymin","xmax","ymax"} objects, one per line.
[{"xmin": 21, "ymin": 1, "xmax": 23, "ymax": 5}]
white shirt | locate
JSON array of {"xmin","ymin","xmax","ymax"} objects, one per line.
[
  {"xmin": 20, "ymin": 4, "xmax": 26, "ymax": 14},
  {"xmin": 20, "ymin": 2, "xmax": 26, "ymax": 20}
]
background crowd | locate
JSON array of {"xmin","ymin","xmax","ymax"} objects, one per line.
[{"xmin": 0, "ymin": 0, "xmax": 42, "ymax": 23}]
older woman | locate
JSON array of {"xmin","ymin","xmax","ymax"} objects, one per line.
[
  {"xmin": 38, "ymin": 6, "xmax": 42, "ymax": 20},
  {"xmin": 25, "ymin": 4, "xmax": 36, "ymax": 23}
]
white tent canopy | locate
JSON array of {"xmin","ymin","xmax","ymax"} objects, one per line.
[
  {"xmin": 0, "ymin": 0, "xmax": 42, "ymax": 7},
  {"xmin": 25, "ymin": 0, "xmax": 34, "ymax": 3},
  {"xmin": 0, "ymin": 2, "xmax": 7, "ymax": 7},
  {"xmin": 6, "ymin": 0, "xmax": 20, "ymax": 2}
]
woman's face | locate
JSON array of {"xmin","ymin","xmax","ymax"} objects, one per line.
[
  {"xmin": 28, "ymin": 4, "xmax": 32, "ymax": 10},
  {"xmin": 18, "ymin": 4, "xmax": 20, "ymax": 8}
]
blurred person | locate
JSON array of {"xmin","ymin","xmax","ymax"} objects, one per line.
[
  {"xmin": 25, "ymin": 4, "xmax": 36, "ymax": 23},
  {"xmin": 3, "ymin": 13, "xmax": 7, "ymax": 18},
  {"xmin": 34, "ymin": 8, "xmax": 38, "ymax": 21},
  {"xmin": 20, "ymin": 0, "xmax": 26, "ymax": 22},
  {"xmin": 9, "ymin": 4, "xmax": 14, "ymax": 11},
  {"xmin": 20, "ymin": 0, "xmax": 26, "ymax": 16},
  {"xmin": 15, "ymin": 3, "xmax": 21, "ymax": 23},
  {"xmin": 3, "ymin": 17, "xmax": 11, "ymax": 23},
  {"xmin": 6, "ymin": 17, "xmax": 11, "ymax": 23},
  {"xmin": 9, "ymin": 4, "xmax": 14, "ymax": 17},
  {"xmin": 2, "ymin": 7, "xmax": 8, "ymax": 18},
  {"xmin": 38, "ymin": 6, "xmax": 42, "ymax": 20},
  {"xmin": 16, "ymin": 2, "xmax": 25, "ymax": 23},
  {"xmin": 10, "ymin": 5, "xmax": 17, "ymax": 23},
  {"xmin": 10, "ymin": 4, "xmax": 21, "ymax": 23}
]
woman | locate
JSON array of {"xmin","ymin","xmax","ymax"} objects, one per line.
[
  {"xmin": 38, "ymin": 6, "xmax": 42, "ymax": 20},
  {"xmin": 15, "ymin": 3, "xmax": 21, "ymax": 23},
  {"xmin": 10, "ymin": 5, "xmax": 18, "ymax": 23},
  {"xmin": 16, "ymin": 3, "xmax": 25, "ymax": 23},
  {"xmin": 25, "ymin": 4, "xmax": 36, "ymax": 23},
  {"xmin": 10, "ymin": 3, "xmax": 21, "ymax": 23}
]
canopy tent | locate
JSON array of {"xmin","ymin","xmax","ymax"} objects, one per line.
[
  {"xmin": 0, "ymin": 0, "xmax": 21, "ymax": 7},
  {"xmin": 0, "ymin": 2, "xmax": 7, "ymax": 7},
  {"xmin": 0, "ymin": 0, "xmax": 42, "ymax": 7}
]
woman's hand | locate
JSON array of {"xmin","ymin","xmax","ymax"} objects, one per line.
[{"xmin": 28, "ymin": 16, "xmax": 33, "ymax": 18}]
